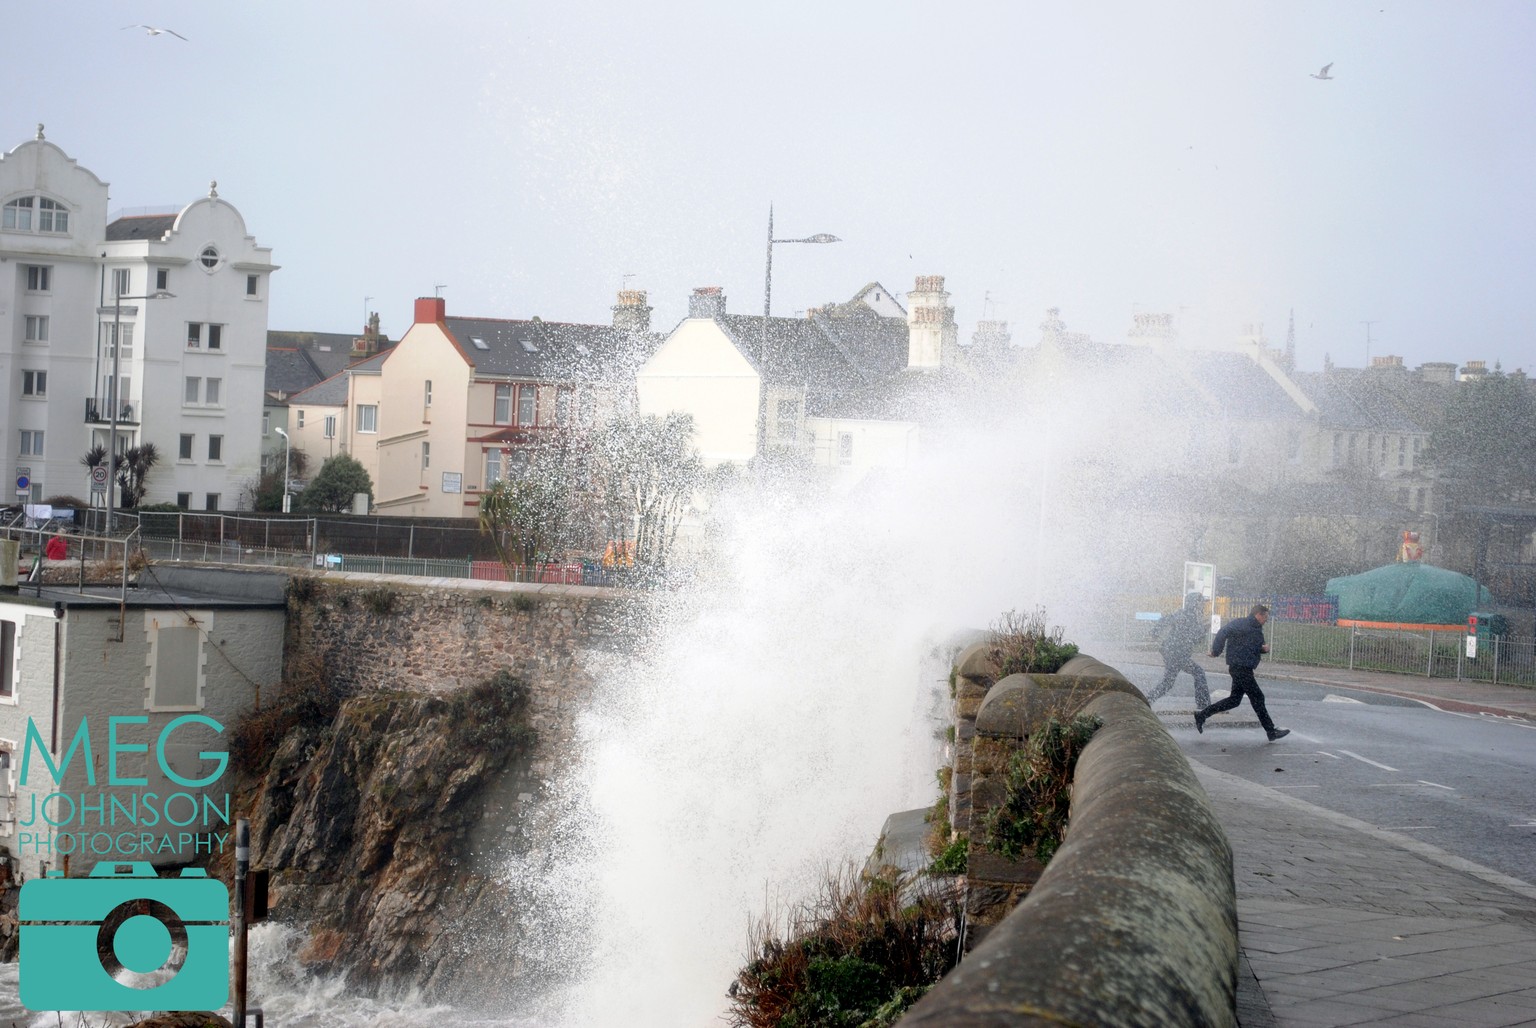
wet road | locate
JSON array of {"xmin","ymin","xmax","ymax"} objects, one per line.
[{"xmin": 1118, "ymin": 660, "xmax": 1536, "ymax": 886}]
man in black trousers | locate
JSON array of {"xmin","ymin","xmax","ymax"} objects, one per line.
[{"xmin": 1195, "ymin": 603, "xmax": 1290, "ymax": 741}]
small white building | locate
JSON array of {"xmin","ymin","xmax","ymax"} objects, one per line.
[
  {"xmin": 1, "ymin": 127, "xmax": 276, "ymax": 511},
  {"xmin": 0, "ymin": 567, "xmax": 285, "ymax": 878}
]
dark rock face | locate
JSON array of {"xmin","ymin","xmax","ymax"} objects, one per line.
[{"xmin": 233, "ymin": 674, "xmax": 557, "ymax": 1003}]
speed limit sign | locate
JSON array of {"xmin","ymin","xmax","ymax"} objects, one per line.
[{"xmin": 91, "ymin": 465, "xmax": 109, "ymax": 487}]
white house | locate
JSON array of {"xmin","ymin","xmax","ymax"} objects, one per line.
[{"xmin": 1, "ymin": 127, "xmax": 276, "ymax": 512}]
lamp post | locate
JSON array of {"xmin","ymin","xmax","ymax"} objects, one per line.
[
  {"xmin": 759, "ymin": 204, "xmax": 839, "ymax": 452},
  {"xmin": 274, "ymin": 427, "xmax": 291, "ymax": 513},
  {"xmin": 105, "ymin": 284, "xmax": 174, "ymax": 532}
]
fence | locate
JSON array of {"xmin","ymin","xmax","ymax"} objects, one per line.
[{"xmin": 1267, "ymin": 620, "xmax": 1536, "ymax": 687}]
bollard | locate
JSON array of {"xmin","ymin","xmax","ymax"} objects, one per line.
[{"xmin": 234, "ymin": 818, "xmax": 249, "ymax": 1026}]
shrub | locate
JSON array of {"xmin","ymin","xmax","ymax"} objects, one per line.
[
  {"xmin": 229, "ymin": 648, "xmax": 344, "ymax": 774},
  {"xmin": 729, "ymin": 865, "xmax": 956, "ymax": 1028},
  {"xmin": 443, "ymin": 669, "xmax": 536, "ymax": 756},
  {"xmin": 359, "ymin": 587, "xmax": 398, "ymax": 615},
  {"xmin": 927, "ymin": 835, "xmax": 968, "ymax": 876},
  {"xmin": 982, "ymin": 714, "xmax": 1101, "ymax": 865},
  {"xmin": 989, "ymin": 607, "xmax": 1079, "ymax": 676}
]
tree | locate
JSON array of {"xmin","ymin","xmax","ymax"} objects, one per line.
[
  {"xmin": 590, "ymin": 411, "xmax": 701, "ymax": 571},
  {"xmin": 1426, "ymin": 370, "xmax": 1536, "ymax": 506},
  {"xmin": 297, "ymin": 454, "xmax": 373, "ymax": 513},
  {"xmin": 244, "ymin": 449, "xmax": 311, "ymax": 511},
  {"xmin": 478, "ymin": 434, "xmax": 599, "ymax": 573},
  {"xmin": 117, "ymin": 443, "xmax": 159, "ymax": 508}
]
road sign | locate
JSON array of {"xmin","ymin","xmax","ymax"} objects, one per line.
[
  {"xmin": 15, "ymin": 474, "xmax": 29, "ymax": 495},
  {"xmin": 90, "ymin": 465, "xmax": 109, "ymax": 486}
]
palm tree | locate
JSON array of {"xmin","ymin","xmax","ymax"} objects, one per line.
[{"xmin": 116, "ymin": 442, "xmax": 160, "ymax": 509}]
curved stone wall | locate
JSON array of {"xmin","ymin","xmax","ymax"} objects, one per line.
[{"xmin": 902, "ymin": 653, "xmax": 1238, "ymax": 1027}]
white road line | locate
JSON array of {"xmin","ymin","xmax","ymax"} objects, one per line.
[
  {"xmin": 1316, "ymin": 750, "xmax": 1341, "ymax": 759},
  {"xmin": 1381, "ymin": 826, "xmax": 1436, "ymax": 831},
  {"xmin": 1368, "ymin": 783, "xmax": 1428, "ymax": 787},
  {"xmin": 1337, "ymin": 749, "xmax": 1399, "ymax": 772},
  {"xmin": 1323, "ymin": 694, "xmax": 1364, "ymax": 704},
  {"xmin": 1509, "ymin": 822, "xmax": 1536, "ymax": 828},
  {"xmin": 1271, "ymin": 784, "xmax": 1319, "ymax": 789},
  {"xmin": 1416, "ymin": 780, "xmax": 1454, "ymax": 791}
]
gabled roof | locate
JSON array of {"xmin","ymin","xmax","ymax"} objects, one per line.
[
  {"xmin": 287, "ymin": 351, "xmax": 389, "ymax": 406},
  {"xmin": 264, "ymin": 348, "xmax": 328, "ymax": 399},
  {"xmin": 106, "ymin": 214, "xmax": 176, "ymax": 241},
  {"xmin": 442, "ymin": 316, "xmax": 661, "ymax": 383},
  {"xmin": 265, "ymin": 330, "xmax": 382, "ymax": 399}
]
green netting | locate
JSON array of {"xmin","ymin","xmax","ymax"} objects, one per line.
[{"xmin": 1324, "ymin": 562, "xmax": 1491, "ymax": 625}]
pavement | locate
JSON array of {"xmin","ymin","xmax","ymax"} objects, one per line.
[{"xmin": 1100, "ymin": 649, "xmax": 1536, "ymax": 1026}]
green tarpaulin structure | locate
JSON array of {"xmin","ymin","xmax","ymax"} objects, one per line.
[{"xmin": 1324, "ymin": 562, "xmax": 1491, "ymax": 625}]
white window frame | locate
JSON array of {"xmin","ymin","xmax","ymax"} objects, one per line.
[
  {"xmin": 486, "ymin": 448, "xmax": 503, "ymax": 485},
  {"xmin": 424, "ymin": 380, "xmax": 433, "ymax": 408},
  {"xmin": 19, "ymin": 430, "xmax": 44, "ymax": 457},
  {"xmin": 422, "ymin": 441, "xmax": 431, "ymax": 469},
  {"xmin": 837, "ymin": 432, "xmax": 854, "ymax": 467},
  {"xmin": 208, "ymin": 324, "xmax": 222, "ymax": 350},
  {"xmin": 37, "ymin": 197, "xmax": 68, "ymax": 233},
  {"xmin": 205, "ymin": 377, "xmax": 222, "ymax": 406},
  {"xmin": 111, "ymin": 268, "xmax": 131, "ymax": 297},
  {"xmin": 21, "ymin": 371, "xmax": 46, "ymax": 397},
  {"xmin": 184, "ymin": 377, "xmax": 201, "ymax": 405},
  {"xmin": 357, "ymin": 405, "xmax": 378, "ymax": 434},
  {"xmin": 323, "ymin": 415, "xmax": 336, "ymax": 439},
  {"xmin": 493, "ymin": 384, "xmax": 512, "ymax": 424},
  {"xmin": 23, "ymin": 315, "xmax": 48, "ymax": 344}
]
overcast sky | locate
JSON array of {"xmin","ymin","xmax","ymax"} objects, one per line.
[{"xmin": 6, "ymin": 1, "xmax": 1533, "ymax": 372}]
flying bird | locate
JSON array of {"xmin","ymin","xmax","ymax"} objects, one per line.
[
  {"xmin": 1311, "ymin": 63, "xmax": 1333, "ymax": 80},
  {"xmin": 122, "ymin": 24, "xmax": 188, "ymax": 40}
]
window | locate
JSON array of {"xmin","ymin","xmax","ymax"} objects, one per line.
[
  {"xmin": 1331, "ymin": 432, "xmax": 1342, "ymax": 465},
  {"xmin": 205, "ymin": 378, "xmax": 221, "ymax": 405},
  {"xmin": 357, "ymin": 405, "xmax": 378, "ymax": 433},
  {"xmin": 178, "ymin": 434, "xmax": 194, "ymax": 460},
  {"xmin": 296, "ymin": 410, "xmax": 306, "ymax": 429},
  {"xmin": 184, "ymin": 377, "xmax": 201, "ymax": 404},
  {"xmin": 176, "ymin": 492, "xmax": 191, "ymax": 510},
  {"xmin": 199, "ymin": 246, "xmax": 220, "ymax": 270},
  {"xmin": 3, "ymin": 196, "xmax": 32, "ymax": 230},
  {"xmin": 205, "ymin": 494, "xmax": 219, "ymax": 511},
  {"xmin": 21, "ymin": 371, "xmax": 45, "ymax": 397},
  {"xmin": 187, "ymin": 323, "xmax": 202, "ymax": 348},
  {"xmin": 494, "ymin": 384, "xmax": 512, "ymax": 424},
  {"xmin": 112, "ymin": 268, "xmax": 132, "ymax": 297},
  {"xmin": 23, "ymin": 316, "xmax": 47, "ymax": 343},
  {"xmin": 208, "ymin": 435, "xmax": 223, "ymax": 461},
  {"xmin": 323, "ymin": 415, "xmax": 336, "ymax": 439},
  {"xmin": 262, "ymin": 411, "xmax": 270, "ymax": 436},
  {"xmin": 19, "ymin": 431, "xmax": 43, "ymax": 456},
  {"xmin": 37, "ymin": 197, "xmax": 67, "ymax": 233},
  {"xmin": 105, "ymin": 322, "xmax": 133, "ymax": 359},
  {"xmin": 517, "ymin": 386, "xmax": 535, "ymax": 427},
  {"xmin": 25, "ymin": 265, "xmax": 49, "ymax": 291},
  {"xmin": 0, "ymin": 621, "xmax": 14, "ymax": 697},
  {"xmin": 424, "ymin": 380, "xmax": 433, "ymax": 408},
  {"xmin": 486, "ymin": 448, "xmax": 503, "ymax": 485},
  {"xmin": 1397, "ymin": 436, "xmax": 1406, "ymax": 468},
  {"xmin": 246, "ymin": 274, "xmax": 258, "ymax": 296},
  {"xmin": 187, "ymin": 323, "xmax": 223, "ymax": 349},
  {"xmin": 156, "ymin": 268, "xmax": 170, "ymax": 291},
  {"xmin": 208, "ymin": 325, "xmax": 222, "ymax": 350},
  {"xmin": 422, "ymin": 441, "xmax": 431, "ymax": 469},
  {"xmin": 837, "ymin": 432, "xmax": 854, "ymax": 467},
  {"xmin": 148, "ymin": 619, "xmax": 203, "ymax": 709}
]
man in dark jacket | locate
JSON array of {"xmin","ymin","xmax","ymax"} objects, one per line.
[
  {"xmin": 1195, "ymin": 604, "xmax": 1290, "ymax": 741},
  {"xmin": 1147, "ymin": 593, "xmax": 1210, "ymax": 707}
]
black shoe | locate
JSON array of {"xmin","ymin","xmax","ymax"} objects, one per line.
[
  {"xmin": 1194, "ymin": 711, "xmax": 1206, "ymax": 734},
  {"xmin": 1267, "ymin": 728, "xmax": 1290, "ymax": 742}
]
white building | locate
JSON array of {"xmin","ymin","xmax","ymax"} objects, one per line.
[{"xmin": 1, "ymin": 127, "xmax": 276, "ymax": 511}]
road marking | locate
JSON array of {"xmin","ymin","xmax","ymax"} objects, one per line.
[
  {"xmin": 1315, "ymin": 750, "xmax": 1341, "ymax": 759},
  {"xmin": 1416, "ymin": 780, "xmax": 1454, "ymax": 791},
  {"xmin": 1368, "ymin": 783, "xmax": 1429, "ymax": 787},
  {"xmin": 1381, "ymin": 826, "xmax": 1436, "ymax": 831},
  {"xmin": 1337, "ymin": 749, "xmax": 1399, "ymax": 772},
  {"xmin": 1271, "ymin": 784, "xmax": 1319, "ymax": 789},
  {"xmin": 1508, "ymin": 822, "xmax": 1536, "ymax": 828},
  {"xmin": 1323, "ymin": 694, "xmax": 1364, "ymax": 704}
]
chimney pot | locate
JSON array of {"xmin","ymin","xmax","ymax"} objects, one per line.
[{"xmin": 414, "ymin": 297, "xmax": 446, "ymax": 324}]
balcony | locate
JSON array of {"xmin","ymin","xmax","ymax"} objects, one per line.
[{"xmin": 85, "ymin": 398, "xmax": 138, "ymax": 425}]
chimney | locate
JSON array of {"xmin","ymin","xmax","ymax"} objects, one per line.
[
  {"xmin": 414, "ymin": 297, "xmax": 446, "ymax": 325},
  {"xmin": 612, "ymin": 289, "xmax": 652, "ymax": 333},
  {"xmin": 1370, "ymin": 355, "xmax": 1405, "ymax": 370},
  {"xmin": 688, "ymin": 286, "xmax": 726, "ymax": 320},
  {"xmin": 1415, "ymin": 362, "xmax": 1456, "ymax": 386}
]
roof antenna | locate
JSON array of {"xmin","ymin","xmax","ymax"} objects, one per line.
[{"xmin": 434, "ymin": 283, "xmax": 448, "ymax": 297}]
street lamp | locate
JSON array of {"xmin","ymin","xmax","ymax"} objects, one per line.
[
  {"xmin": 274, "ymin": 427, "xmax": 291, "ymax": 513},
  {"xmin": 759, "ymin": 204, "xmax": 839, "ymax": 451},
  {"xmin": 105, "ymin": 284, "xmax": 174, "ymax": 532}
]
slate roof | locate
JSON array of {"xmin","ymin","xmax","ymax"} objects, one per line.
[
  {"xmin": 1292, "ymin": 368, "xmax": 1449, "ymax": 434},
  {"xmin": 106, "ymin": 214, "xmax": 177, "ymax": 241},
  {"xmin": 286, "ymin": 351, "xmax": 388, "ymax": 407},
  {"xmin": 265, "ymin": 331, "xmax": 388, "ymax": 400},
  {"xmin": 442, "ymin": 316, "xmax": 662, "ymax": 384}
]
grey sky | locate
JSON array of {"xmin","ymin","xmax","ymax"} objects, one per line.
[{"xmin": 7, "ymin": 1, "xmax": 1534, "ymax": 372}]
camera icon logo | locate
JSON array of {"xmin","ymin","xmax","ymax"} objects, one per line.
[{"xmin": 19, "ymin": 861, "xmax": 230, "ymax": 1012}]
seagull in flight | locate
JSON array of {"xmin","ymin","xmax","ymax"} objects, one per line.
[
  {"xmin": 122, "ymin": 24, "xmax": 188, "ymax": 40},
  {"xmin": 1311, "ymin": 62, "xmax": 1334, "ymax": 80}
]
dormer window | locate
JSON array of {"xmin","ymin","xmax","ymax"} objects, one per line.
[
  {"xmin": 3, "ymin": 195, "xmax": 69, "ymax": 234},
  {"xmin": 199, "ymin": 245, "xmax": 221, "ymax": 270}
]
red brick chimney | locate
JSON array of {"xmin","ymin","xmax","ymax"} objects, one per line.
[{"xmin": 414, "ymin": 297, "xmax": 446, "ymax": 324}]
